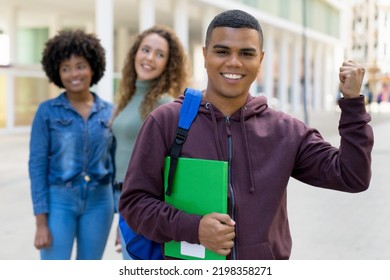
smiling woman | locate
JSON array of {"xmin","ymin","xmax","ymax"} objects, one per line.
[
  {"xmin": 59, "ymin": 55, "xmax": 94, "ymax": 119},
  {"xmin": 134, "ymin": 33, "xmax": 169, "ymax": 81},
  {"xmin": 111, "ymin": 24, "xmax": 191, "ymax": 259},
  {"xmin": 28, "ymin": 29, "xmax": 116, "ymax": 260}
]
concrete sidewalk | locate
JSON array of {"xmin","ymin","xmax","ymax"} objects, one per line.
[
  {"xmin": 288, "ymin": 112, "xmax": 390, "ymax": 259},
  {"xmin": 0, "ymin": 110, "xmax": 389, "ymax": 260}
]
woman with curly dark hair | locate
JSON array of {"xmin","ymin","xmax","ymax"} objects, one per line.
[
  {"xmin": 111, "ymin": 25, "xmax": 191, "ymax": 259},
  {"xmin": 29, "ymin": 29, "xmax": 115, "ymax": 259}
]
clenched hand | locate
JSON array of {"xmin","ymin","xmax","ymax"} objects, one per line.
[
  {"xmin": 339, "ymin": 60, "xmax": 365, "ymax": 99},
  {"xmin": 198, "ymin": 212, "xmax": 235, "ymax": 256}
]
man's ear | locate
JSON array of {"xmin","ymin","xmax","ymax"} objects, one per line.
[
  {"xmin": 256, "ymin": 51, "xmax": 264, "ymax": 74},
  {"xmin": 259, "ymin": 50, "xmax": 265, "ymax": 66}
]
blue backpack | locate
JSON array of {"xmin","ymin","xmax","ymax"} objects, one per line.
[{"xmin": 119, "ymin": 88, "xmax": 202, "ymax": 260}]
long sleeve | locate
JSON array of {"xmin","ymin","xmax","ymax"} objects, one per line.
[
  {"xmin": 292, "ymin": 96, "xmax": 373, "ymax": 192},
  {"xmin": 29, "ymin": 104, "xmax": 51, "ymax": 215}
]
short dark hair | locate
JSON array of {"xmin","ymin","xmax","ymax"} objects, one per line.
[
  {"xmin": 205, "ymin": 9, "xmax": 263, "ymax": 50},
  {"xmin": 41, "ymin": 29, "xmax": 106, "ymax": 88}
]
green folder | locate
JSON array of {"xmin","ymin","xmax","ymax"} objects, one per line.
[{"xmin": 163, "ymin": 156, "xmax": 228, "ymax": 260}]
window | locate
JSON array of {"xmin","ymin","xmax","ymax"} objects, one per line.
[{"xmin": 0, "ymin": 33, "xmax": 10, "ymax": 66}]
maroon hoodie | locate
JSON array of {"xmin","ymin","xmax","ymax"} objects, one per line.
[{"xmin": 119, "ymin": 94, "xmax": 373, "ymax": 260}]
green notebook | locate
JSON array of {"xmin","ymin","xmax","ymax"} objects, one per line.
[{"xmin": 163, "ymin": 156, "xmax": 228, "ymax": 260}]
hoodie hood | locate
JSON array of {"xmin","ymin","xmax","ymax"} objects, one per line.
[{"xmin": 175, "ymin": 93, "xmax": 268, "ymax": 119}]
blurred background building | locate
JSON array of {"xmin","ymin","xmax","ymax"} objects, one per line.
[
  {"xmin": 347, "ymin": 0, "xmax": 390, "ymax": 102},
  {"xmin": 0, "ymin": 0, "xmax": 381, "ymax": 134}
]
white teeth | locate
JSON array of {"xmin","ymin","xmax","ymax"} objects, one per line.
[
  {"xmin": 142, "ymin": 64, "xmax": 153, "ymax": 70},
  {"xmin": 223, "ymin": 73, "xmax": 243, "ymax": 79}
]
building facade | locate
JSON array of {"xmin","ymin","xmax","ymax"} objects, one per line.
[
  {"xmin": 348, "ymin": 0, "xmax": 390, "ymax": 98},
  {"xmin": 0, "ymin": 0, "xmax": 348, "ymax": 133}
]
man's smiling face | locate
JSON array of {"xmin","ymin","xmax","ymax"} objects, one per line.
[{"xmin": 203, "ymin": 27, "xmax": 264, "ymax": 101}]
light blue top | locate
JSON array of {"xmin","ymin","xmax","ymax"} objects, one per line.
[{"xmin": 28, "ymin": 92, "xmax": 115, "ymax": 215}]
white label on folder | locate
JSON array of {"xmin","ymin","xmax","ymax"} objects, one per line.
[{"xmin": 180, "ymin": 241, "xmax": 205, "ymax": 258}]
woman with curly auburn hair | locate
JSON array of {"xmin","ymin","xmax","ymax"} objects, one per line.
[
  {"xmin": 29, "ymin": 29, "xmax": 115, "ymax": 259},
  {"xmin": 111, "ymin": 24, "xmax": 191, "ymax": 259}
]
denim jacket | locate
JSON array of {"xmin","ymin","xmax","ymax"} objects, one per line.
[{"xmin": 29, "ymin": 92, "xmax": 115, "ymax": 215}]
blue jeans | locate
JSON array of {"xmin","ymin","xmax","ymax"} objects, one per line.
[
  {"xmin": 114, "ymin": 189, "xmax": 132, "ymax": 260},
  {"xmin": 40, "ymin": 182, "xmax": 114, "ymax": 260}
]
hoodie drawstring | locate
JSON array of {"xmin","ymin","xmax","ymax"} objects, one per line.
[
  {"xmin": 206, "ymin": 103, "xmax": 224, "ymax": 160},
  {"xmin": 241, "ymin": 107, "xmax": 256, "ymax": 193},
  {"xmin": 206, "ymin": 103, "xmax": 256, "ymax": 193}
]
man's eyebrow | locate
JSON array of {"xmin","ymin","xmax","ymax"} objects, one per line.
[
  {"xmin": 212, "ymin": 44, "xmax": 257, "ymax": 53},
  {"xmin": 212, "ymin": 44, "xmax": 229, "ymax": 49},
  {"xmin": 240, "ymin": 47, "xmax": 257, "ymax": 52}
]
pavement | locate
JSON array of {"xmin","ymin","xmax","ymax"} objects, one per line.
[{"xmin": 1, "ymin": 108, "xmax": 389, "ymax": 260}]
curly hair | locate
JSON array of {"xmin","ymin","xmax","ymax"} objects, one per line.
[
  {"xmin": 41, "ymin": 29, "xmax": 106, "ymax": 88},
  {"xmin": 113, "ymin": 25, "xmax": 191, "ymax": 120}
]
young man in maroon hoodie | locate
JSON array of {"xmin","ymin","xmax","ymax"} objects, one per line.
[{"xmin": 119, "ymin": 9, "xmax": 373, "ymax": 260}]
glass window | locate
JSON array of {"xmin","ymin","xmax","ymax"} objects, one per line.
[
  {"xmin": 0, "ymin": 34, "xmax": 10, "ymax": 66},
  {"xmin": 0, "ymin": 75, "xmax": 6, "ymax": 128},
  {"xmin": 17, "ymin": 28, "xmax": 49, "ymax": 65},
  {"xmin": 14, "ymin": 77, "xmax": 49, "ymax": 126}
]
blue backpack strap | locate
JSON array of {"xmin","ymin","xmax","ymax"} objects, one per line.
[{"xmin": 166, "ymin": 88, "xmax": 202, "ymax": 196}]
